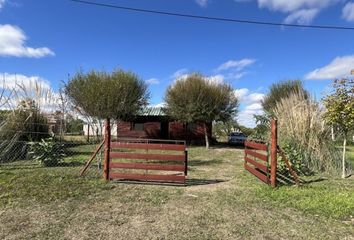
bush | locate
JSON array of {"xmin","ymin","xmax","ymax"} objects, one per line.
[
  {"xmin": 273, "ymin": 92, "xmax": 342, "ymax": 175},
  {"xmin": 0, "ymin": 100, "xmax": 50, "ymax": 163},
  {"xmin": 29, "ymin": 138, "xmax": 65, "ymax": 167}
]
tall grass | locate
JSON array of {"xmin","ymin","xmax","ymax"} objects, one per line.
[{"xmin": 273, "ymin": 92, "xmax": 343, "ymax": 175}]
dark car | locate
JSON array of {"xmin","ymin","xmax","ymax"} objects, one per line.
[{"xmin": 228, "ymin": 132, "xmax": 247, "ymax": 145}]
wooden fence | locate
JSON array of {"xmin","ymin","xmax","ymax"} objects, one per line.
[
  {"xmin": 244, "ymin": 141, "xmax": 270, "ymax": 184},
  {"xmin": 244, "ymin": 119, "xmax": 278, "ymax": 187},
  {"xmin": 106, "ymin": 138, "xmax": 187, "ymax": 184}
]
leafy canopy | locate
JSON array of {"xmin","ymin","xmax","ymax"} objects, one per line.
[
  {"xmin": 65, "ymin": 69, "xmax": 149, "ymax": 119},
  {"xmin": 165, "ymin": 73, "xmax": 238, "ymax": 123},
  {"xmin": 323, "ymin": 78, "xmax": 354, "ymax": 136},
  {"xmin": 262, "ymin": 80, "xmax": 308, "ymax": 114}
]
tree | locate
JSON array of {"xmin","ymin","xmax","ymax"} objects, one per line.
[
  {"xmin": 262, "ymin": 80, "xmax": 308, "ymax": 115},
  {"xmin": 165, "ymin": 73, "xmax": 238, "ymax": 148},
  {"xmin": 65, "ymin": 69, "xmax": 149, "ymax": 134},
  {"xmin": 323, "ymin": 78, "xmax": 354, "ymax": 178},
  {"xmin": 66, "ymin": 115, "xmax": 85, "ymax": 134}
]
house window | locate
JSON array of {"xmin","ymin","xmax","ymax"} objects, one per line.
[{"xmin": 133, "ymin": 123, "xmax": 144, "ymax": 131}]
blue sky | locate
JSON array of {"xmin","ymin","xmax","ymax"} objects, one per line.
[{"xmin": 1, "ymin": 0, "xmax": 354, "ymax": 127}]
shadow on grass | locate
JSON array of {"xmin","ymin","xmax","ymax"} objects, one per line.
[
  {"xmin": 189, "ymin": 159, "xmax": 222, "ymax": 166},
  {"xmin": 186, "ymin": 178, "xmax": 226, "ymax": 186},
  {"xmin": 212, "ymin": 142, "xmax": 245, "ymax": 150},
  {"xmin": 0, "ymin": 160, "xmax": 84, "ymax": 170},
  {"xmin": 110, "ymin": 178, "xmax": 226, "ymax": 187},
  {"xmin": 275, "ymin": 172, "xmax": 326, "ymax": 186}
]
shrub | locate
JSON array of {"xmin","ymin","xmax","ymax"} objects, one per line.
[
  {"xmin": 29, "ymin": 138, "xmax": 65, "ymax": 167},
  {"xmin": 273, "ymin": 92, "xmax": 342, "ymax": 175},
  {"xmin": 0, "ymin": 100, "xmax": 49, "ymax": 163}
]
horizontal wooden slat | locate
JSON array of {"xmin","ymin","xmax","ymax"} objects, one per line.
[
  {"xmin": 245, "ymin": 141, "xmax": 268, "ymax": 151},
  {"xmin": 111, "ymin": 142, "xmax": 185, "ymax": 151},
  {"xmin": 244, "ymin": 156, "xmax": 268, "ymax": 173},
  {"xmin": 110, "ymin": 173, "xmax": 185, "ymax": 183},
  {"xmin": 110, "ymin": 162, "xmax": 185, "ymax": 172},
  {"xmin": 245, "ymin": 163, "xmax": 269, "ymax": 184},
  {"xmin": 110, "ymin": 152, "xmax": 185, "ymax": 161},
  {"xmin": 245, "ymin": 149, "xmax": 268, "ymax": 162}
]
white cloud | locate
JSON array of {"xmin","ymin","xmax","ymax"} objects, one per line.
[
  {"xmin": 283, "ymin": 8, "xmax": 319, "ymax": 24},
  {"xmin": 206, "ymin": 74, "xmax": 225, "ymax": 85},
  {"xmin": 342, "ymin": 2, "xmax": 354, "ymax": 22},
  {"xmin": 195, "ymin": 0, "xmax": 209, "ymax": 7},
  {"xmin": 305, "ymin": 55, "xmax": 354, "ymax": 80},
  {"xmin": 237, "ymin": 103, "xmax": 264, "ymax": 128},
  {"xmin": 0, "ymin": 0, "xmax": 6, "ymax": 9},
  {"xmin": 149, "ymin": 102, "xmax": 166, "ymax": 108},
  {"xmin": 234, "ymin": 88, "xmax": 265, "ymax": 105},
  {"xmin": 234, "ymin": 88, "xmax": 265, "ymax": 127},
  {"xmin": 171, "ymin": 68, "xmax": 189, "ymax": 80},
  {"xmin": 145, "ymin": 78, "xmax": 160, "ymax": 85},
  {"xmin": 0, "ymin": 73, "xmax": 51, "ymax": 90},
  {"xmin": 0, "ymin": 73, "xmax": 57, "ymax": 111},
  {"xmin": 217, "ymin": 59, "xmax": 256, "ymax": 72},
  {"xmin": 0, "ymin": 24, "xmax": 55, "ymax": 58},
  {"xmin": 258, "ymin": 0, "xmax": 338, "ymax": 24},
  {"xmin": 258, "ymin": 0, "xmax": 336, "ymax": 12}
]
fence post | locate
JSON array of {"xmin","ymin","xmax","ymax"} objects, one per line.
[
  {"xmin": 104, "ymin": 118, "xmax": 111, "ymax": 181},
  {"xmin": 184, "ymin": 149, "xmax": 188, "ymax": 176},
  {"xmin": 270, "ymin": 119, "xmax": 278, "ymax": 187}
]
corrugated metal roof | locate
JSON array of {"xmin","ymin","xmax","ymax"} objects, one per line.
[{"xmin": 139, "ymin": 107, "xmax": 166, "ymax": 116}]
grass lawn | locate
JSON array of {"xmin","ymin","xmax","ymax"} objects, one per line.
[
  {"xmin": 0, "ymin": 145, "xmax": 353, "ymax": 239},
  {"xmin": 348, "ymin": 145, "xmax": 354, "ymax": 167}
]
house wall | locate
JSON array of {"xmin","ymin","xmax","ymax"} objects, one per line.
[
  {"xmin": 117, "ymin": 120, "xmax": 161, "ymax": 139},
  {"xmin": 84, "ymin": 119, "xmax": 212, "ymax": 142},
  {"xmin": 169, "ymin": 121, "xmax": 212, "ymax": 141}
]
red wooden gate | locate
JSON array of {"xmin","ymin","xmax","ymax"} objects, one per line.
[
  {"xmin": 108, "ymin": 139, "xmax": 187, "ymax": 184},
  {"xmin": 244, "ymin": 119, "xmax": 278, "ymax": 187},
  {"xmin": 244, "ymin": 141, "xmax": 270, "ymax": 184}
]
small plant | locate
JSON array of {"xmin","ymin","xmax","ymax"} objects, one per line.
[{"xmin": 29, "ymin": 138, "xmax": 65, "ymax": 167}]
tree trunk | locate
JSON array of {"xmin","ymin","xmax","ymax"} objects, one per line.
[
  {"xmin": 342, "ymin": 137, "xmax": 347, "ymax": 179},
  {"xmin": 203, "ymin": 122, "xmax": 209, "ymax": 149},
  {"xmin": 331, "ymin": 126, "xmax": 335, "ymax": 141}
]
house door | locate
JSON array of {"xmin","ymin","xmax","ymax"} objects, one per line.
[{"xmin": 160, "ymin": 121, "xmax": 169, "ymax": 139}]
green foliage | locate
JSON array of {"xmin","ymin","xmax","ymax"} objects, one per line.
[
  {"xmin": 165, "ymin": 73, "xmax": 238, "ymax": 147},
  {"xmin": 262, "ymin": 80, "xmax": 308, "ymax": 115},
  {"xmin": 323, "ymin": 78, "xmax": 354, "ymax": 178},
  {"xmin": 0, "ymin": 100, "xmax": 49, "ymax": 142},
  {"xmin": 165, "ymin": 74, "xmax": 238, "ymax": 122},
  {"xmin": 66, "ymin": 115, "xmax": 84, "ymax": 134},
  {"xmin": 214, "ymin": 120, "xmax": 254, "ymax": 140},
  {"xmin": 165, "ymin": 74, "xmax": 238, "ymax": 123},
  {"xmin": 278, "ymin": 139, "xmax": 311, "ymax": 175},
  {"xmin": 0, "ymin": 110, "xmax": 10, "ymax": 123},
  {"xmin": 65, "ymin": 69, "xmax": 149, "ymax": 120},
  {"xmin": 29, "ymin": 138, "xmax": 65, "ymax": 167},
  {"xmin": 249, "ymin": 114, "xmax": 270, "ymax": 141},
  {"xmin": 323, "ymin": 78, "xmax": 354, "ymax": 137},
  {"xmin": 273, "ymin": 92, "xmax": 342, "ymax": 175},
  {"xmin": 0, "ymin": 100, "xmax": 49, "ymax": 163},
  {"xmin": 213, "ymin": 120, "xmax": 239, "ymax": 139}
]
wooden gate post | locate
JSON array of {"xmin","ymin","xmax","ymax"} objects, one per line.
[
  {"xmin": 270, "ymin": 119, "xmax": 278, "ymax": 187},
  {"xmin": 104, "ymin": 118, "xmax": 111, "ymax": 181}
]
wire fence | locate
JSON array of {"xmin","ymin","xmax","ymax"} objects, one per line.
[{"xmin": 0, "ymin": 130, "xmax": 104, "ymax": 179}]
